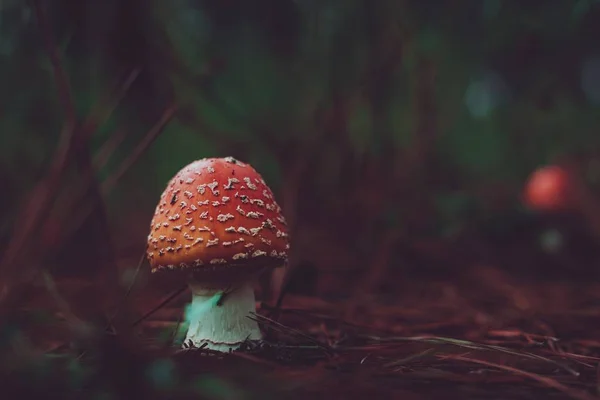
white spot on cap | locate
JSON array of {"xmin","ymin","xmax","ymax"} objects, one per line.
[
  {"xmin": 207, "ymin": 181, "xmax": 219, "ymax": 196},
  {"xmin": 217, "ymin": 213, "xmax": 235, "ymax": 222},
  {"xmin": 224, "ymin": 157, "xmax": 240, "ymax": 164},
  {"xmin": 263, "ymin": 219, "xmax": 275, "ymax": 230},
  {"xmin": 243, "ymin": 177, "xmax": 257, "ymax": 190},
  {"xmin": 238, "ymin": 194, "xmax": 249, "ymax": 204},
  {"xmin": 206, "ymin": 238, "xmax": 219, "ymax": 247},
  {"xmin": 224, "ymin": 178, "xmax": 240, "ymax": 190},
  {"xmin": 246, "ymin": 211, "xmax": 263, "ymax": 219},
  {"xmin": 167, "ymin": 213, "xmax": 180, "ymax": 221}
]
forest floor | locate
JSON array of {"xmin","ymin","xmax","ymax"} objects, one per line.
[{"xmin": 5, "ymin": 267, "xmax": 600, "ymax": 400}]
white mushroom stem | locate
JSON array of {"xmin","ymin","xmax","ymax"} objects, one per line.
[{"xmin": 183, "ymin": 280, "xmax": 262, "ymax": 352}]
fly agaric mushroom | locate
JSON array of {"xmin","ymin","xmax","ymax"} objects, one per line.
[
  {"xmin": 146, "ymin": 157, "xmax": 289, "ymax": 352},
  {"xmin": 523, "ymin": 165, "xmax": 573, "ymax": 211}
]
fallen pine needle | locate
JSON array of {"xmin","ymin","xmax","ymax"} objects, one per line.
[{"xmin": 449, "ymin": 355, "xmax": 597, "ymax": 400}]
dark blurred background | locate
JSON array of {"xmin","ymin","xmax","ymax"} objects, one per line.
[
  {"xmin": 2, "ymin": 0, "xmax": 600, "ymax": 329},
  {"xmin": 4, "ymin": 1, "xmax": 600, "ymax": 398}
]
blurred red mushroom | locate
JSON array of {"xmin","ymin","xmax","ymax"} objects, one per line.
[{"xmin": 523, "ymin": 165, "xmax": 573, "ymax": 212}]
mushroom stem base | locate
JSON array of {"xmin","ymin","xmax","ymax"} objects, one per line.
[{"xmin": 183, "ymin": 281, "xmax": 261, "ymax": 352}]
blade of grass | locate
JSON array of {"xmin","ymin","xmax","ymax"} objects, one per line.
[
  {"xmin": 54, "ymin": 104, "xmax": 177, "ymax": 251},
  {"xmin": 0, "ymin": 0, "xmax": 78, "ymax": 282},
  {"xmin": 102, "ymin": 103, "xmax": 177, "ymax": 193},
  {"xmin": 131, "ymin": 285, "xmax": 187, "ymax": 327},
  {"xmin": 108, "ymin": 251, "xmax": 147, "ymax": 325},
  {"xmin": 249, "ymin": 312, "xmax": 333, "ymax": 352},
  {"xmin": 382, "ymin": 347, "xmax": 437, "ymax": 368}
]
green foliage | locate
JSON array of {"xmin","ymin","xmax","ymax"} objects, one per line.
[
  {"xmin": 4, "ymin": 0, "xmax": 596, "ymax": 209},
  {"xmin": 441, "ymin": 111, "xmax": 516, "ymax": 182},
  {"xmin": 147, "ymin": 118, "xmax": 219, "ymax": 189},
  {"xmin": 245, "ymin": 146, "xmax": 283, "ymax": 190}
]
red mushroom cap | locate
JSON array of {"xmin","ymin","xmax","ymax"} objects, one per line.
[
  {"xmin": 523, "ymin": 165, "xmax": 573, "ymax": 211},
  {"xmin": 146, "ymin": 157, "xmax": 289, "ymax": 278}
]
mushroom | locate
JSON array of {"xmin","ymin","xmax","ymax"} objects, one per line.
[{"xmin": 146, "ymin": 157, "xmax": 289, "ymax": 352}]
